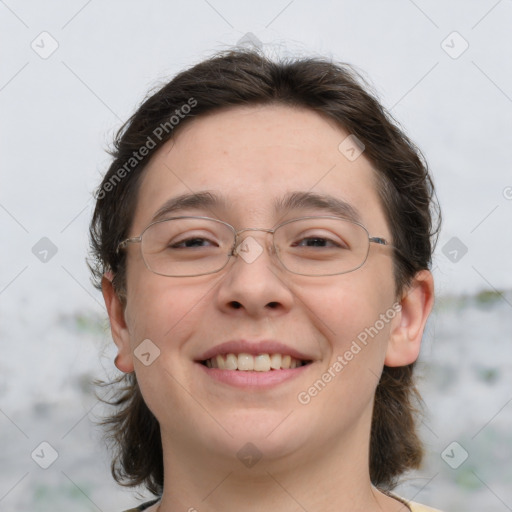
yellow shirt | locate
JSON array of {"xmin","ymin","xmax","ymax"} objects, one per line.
[
  {"xmin": 410, "ymin": 503, "xmax": 442, "ymax": 512},
  {"xmin": 392, "ymin": 495, "xmax": 442, "ymax": 512},
  {"xmin": 385, "ymin": 491, "xmax": 442, "ymax": 512}
]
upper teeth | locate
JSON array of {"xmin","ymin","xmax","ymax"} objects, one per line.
[{"xmin": 204, "ymin": 353, "xmax": 306, "ymax": 371}]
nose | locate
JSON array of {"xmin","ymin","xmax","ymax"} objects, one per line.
[{"xmin": 214, "ymin": 232, "xmax": 294, "ymax": 317}]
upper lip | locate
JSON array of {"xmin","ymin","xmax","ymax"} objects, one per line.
[{"xmin": 196, "ymin": 340, "xmax": 314, "ymax": 362}]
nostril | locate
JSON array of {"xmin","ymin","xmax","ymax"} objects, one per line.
[
  {"xmin": 230, "ymin": 301, "xmax": 242, "ymax": 309},
  {"xmin": 267, "ymin": 302, "xmax": 279, "ymax": 309}
]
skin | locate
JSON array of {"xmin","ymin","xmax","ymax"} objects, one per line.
[{"xmin": 102, "ymin": 105, "xmax": 434, "ymax": 512}]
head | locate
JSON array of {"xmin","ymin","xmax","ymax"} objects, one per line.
[{"xmin": 90, "ymin": 49, "xmax": 439, "ymax": 495}]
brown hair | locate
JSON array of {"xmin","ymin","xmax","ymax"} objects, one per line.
[{"xmin": 90, "ymin": 48, "xmax": 440, "ymax": 495}]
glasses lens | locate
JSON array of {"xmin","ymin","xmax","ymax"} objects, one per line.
[
  {"xmin": 275, "ymin": 217, "xmax": 369, "ymax": 276},
  {"xmin": 141, "ymin": 217, "xmax": 234, "ymax": 276}
]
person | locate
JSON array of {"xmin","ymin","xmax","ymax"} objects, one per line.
[{"xmin": 89, "ymin": 48, "xmax": 442, "ymax": 512}]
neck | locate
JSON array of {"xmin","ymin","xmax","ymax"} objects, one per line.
[{"xmin": 155, "ymin": 412, "xmax": 400, "ymax": 512}]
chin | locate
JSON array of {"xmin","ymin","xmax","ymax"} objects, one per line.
[{"xmin": 204, "ymin": 409, "xmax": 312, "ymax": 460}]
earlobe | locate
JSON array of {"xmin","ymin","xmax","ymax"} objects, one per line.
[
  {"xmin": 385, "ymin": 270, "xmax": 434, "ymax": 367},
  {"xmin": 101, "ymin": 274, "xmax": 134, "ymax": 373}
]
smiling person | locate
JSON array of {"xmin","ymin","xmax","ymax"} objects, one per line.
[{"xmin": 90, "ymin": 49, "xmax": 442, "ymax": 512}]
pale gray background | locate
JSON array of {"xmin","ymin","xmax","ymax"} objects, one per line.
[{"xmin": 1, "ymin": 1, "xmax": 511, "ymax": 511}]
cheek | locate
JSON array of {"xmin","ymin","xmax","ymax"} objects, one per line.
[
  {"xmin": 314, "ymin": 267, "xmax": 394, "ymax": 328},
  {"xmin": 124, "ymin": 269, "xmax": 211, "ymax": 356},
  {"xmin": 123, "ymin": 275, "xmax": 212, "ymax": 424},
  {"xmin": 304, "ymin": 266, "xmax": 397, "ymax": 371},
  {"xmin": 294, "ymin": 277, "xmax": 399, "ymax": 436}
]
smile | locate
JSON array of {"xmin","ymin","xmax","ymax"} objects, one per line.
[{"xmin": 202, "ymin": 353, "xmax": 312, "ymax": 371}]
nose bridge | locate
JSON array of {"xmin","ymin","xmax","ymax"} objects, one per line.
[
  {"xmin": 216, "ymin": 225, "xmax": 293, "ymax": 317},
  {"xmin": 233, "ymin": 226, "xmax": 278, "ymax": 264},
  {"xmin": 235, "ymin": 226, "xmax": 275, "ymax": 237},
  {"xmin": 235, "ymin": 227, "xmax": 275, "ymax": 250}
]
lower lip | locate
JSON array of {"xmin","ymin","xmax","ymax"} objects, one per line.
[{"xmin": 196, "ymin": 363, "xmax": 311, "ymax": 389}]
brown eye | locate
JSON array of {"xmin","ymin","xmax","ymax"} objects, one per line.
[
  {"xmin": 170, "ymin": 237, "xmax": 218, "ymax": 249},
  {"xmin": 293, "ymin": 237, "xmax": 346, "ymax": 249}
]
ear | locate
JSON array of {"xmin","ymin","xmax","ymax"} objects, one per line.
[
  {"xmin": 102, "ymin": 273, "xmax": 134, "ymax": 373},
  {"xmin": 385, "ymin": 270, "xmax": 434, "ymax": 367}
]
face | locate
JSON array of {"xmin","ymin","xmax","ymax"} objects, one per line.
[{"xmin": 109, "ymin": 105, "xmax": 412, "ymax": 470}]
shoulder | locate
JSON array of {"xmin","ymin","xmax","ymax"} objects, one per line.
[{"xmin": 122, "ymin": 498, "xmax": 160, "ymax": 512}]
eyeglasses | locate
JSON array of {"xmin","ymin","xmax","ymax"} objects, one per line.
[{"xmin": 117, "ymin": 215, "xmax": 393, "ymax": 277}]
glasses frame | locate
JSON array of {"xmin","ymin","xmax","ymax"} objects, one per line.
[{"xmin": 117, "ymin": 215, "xmax": 393, "ymax": 277}]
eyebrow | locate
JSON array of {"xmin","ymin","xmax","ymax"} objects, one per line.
[
  {"xmin": 151, "ymin": 191, "xmax": 226, "ymax": 222},
  {"xmin": 151, "ymin": 190, "xmax": 362, "ymax": 224},
  {"xmin": 275, "ymin": 191, "xmax": 362, "ymax": 224}
]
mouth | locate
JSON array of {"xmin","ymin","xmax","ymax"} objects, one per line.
[
  {"xmin": 200, "ymin": 353, "xmax": 313, "ymax": 371},
  {"xmin": 195, "ymin": 340, "xmax": 316, "ymax": 388}
]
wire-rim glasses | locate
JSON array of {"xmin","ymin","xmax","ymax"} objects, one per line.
[{"xmin": 117, "ymin": 215, "xmax": 393, "ymax": 277}]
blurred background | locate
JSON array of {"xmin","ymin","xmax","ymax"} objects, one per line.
[{"xmin": 0, "ymin": 1, "xmax": 511, "ymax": 510}]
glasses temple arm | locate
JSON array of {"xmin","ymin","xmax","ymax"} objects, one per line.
[
  {"xmin": 369, "ymin": 236, "xmax": 389, "ymax": 246},
  {"xmin": 117, "ymin": 237, "xmax": 142, "ymax": 253}
]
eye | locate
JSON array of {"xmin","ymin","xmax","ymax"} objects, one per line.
[
  {"xmin": 291, "ymin": 230, "xmax": 349, "ymax": 249},
  {"xmin": 293, "ymin": 236, "xmax": 343, "ymax": 248},
  {"xmin": 169, "ymin": 236, "xmax": 219, "ymax": 249}
]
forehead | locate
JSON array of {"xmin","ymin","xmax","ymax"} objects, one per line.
[{"xmin": 132, "ymin": 105, "xmax": 387, "ymax": 232}]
